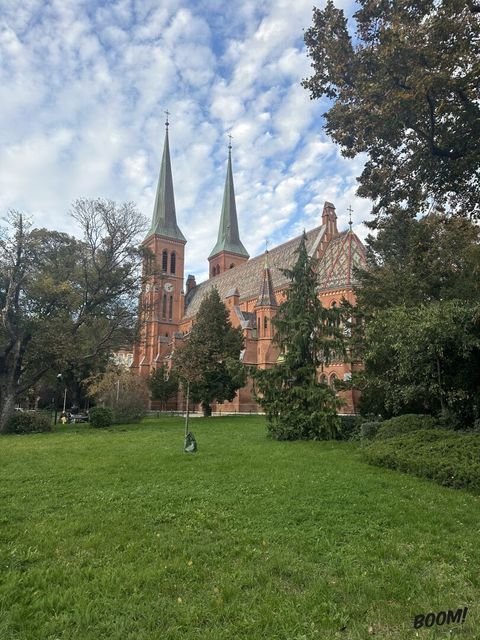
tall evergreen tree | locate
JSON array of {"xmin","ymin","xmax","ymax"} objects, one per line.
[
  {"xmin": 254, "ymin": 234, "xmax": 344, "ymax": 440},
  {"xmin": 173, "ymin": 288, "xmax": 245, "ymax": 416}
]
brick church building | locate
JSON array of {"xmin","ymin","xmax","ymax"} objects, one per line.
[{"xmin": 131, "ymin": 121, "xmax": 366, "ymax": 413}]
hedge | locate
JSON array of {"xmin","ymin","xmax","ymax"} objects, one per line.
[
  {"xmin": 363, "ymin": 429, "xmax": 480, "ymax": 493},
  {"xmin": 376, "ymin": 414, "xmax": 437, "ymax": 440},
  {"xmin": 4, "ymin": 412, "xmax": 52, "ymax": 434}
]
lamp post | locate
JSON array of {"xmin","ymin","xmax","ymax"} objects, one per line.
[{"xmin": 54, "ymin": 373, "xmax": 62, "ymax": 425}]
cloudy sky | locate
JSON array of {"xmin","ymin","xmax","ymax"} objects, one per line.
[{"xmin": 0, "ymin": 0, "xmax": 370, "ymax": 282}]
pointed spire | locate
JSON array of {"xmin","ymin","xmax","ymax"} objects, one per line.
[
  {"xmin": 209, "ymin": 141, "xmax": 249, "ymax": 259},
  {"xmin": 255, "ymin": 251, "xmax": 278, "ymax": 308},
  {"xmin": 146, "ymin": 116, "xmax": 186, "ymax": 243}
]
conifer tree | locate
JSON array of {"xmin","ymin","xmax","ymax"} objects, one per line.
[
  {"xmin": 254, "ymin": 234, "xmax": 344, "ymax": 440},
  {"xmin": 173, "ymin": 288, "xmax": 245, "ymax": 416}
]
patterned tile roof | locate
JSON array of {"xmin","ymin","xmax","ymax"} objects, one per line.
[
  {"xmin": 183, "ymin": 226, "xmax": 366, "ymax": 319},
  {"xmin": 317, "ymin": 231, "xmax": 366, "ymax": 290}
]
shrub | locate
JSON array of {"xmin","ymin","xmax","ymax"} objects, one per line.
[
  {"xmin": 337, "ymin": 415, "xmax": 362, "ymax": 441},
  {"xmin": 4, "ymin": 411, "xmax": 52, "ymax": 434},
  {"xmin": 360, "ymin": 421, "xmax": 381, "ymax": 442},
  {"xmin": 89, "ymin": 407, "xmax": 113, "ymax": 428},
  {"xmin": 363, "ymin": 429, "xmax": 480, "ymax": 493},
  {"xmin": 376, "ymin": 414, "xmax": 437, "ymax": 439},
  {"xmin": 112, "ymin": 406, "xmax": 145, "ymax": 425},
  {"xmin": 86, "ymin": 368, "xmax": 149, "ymax": 424}
]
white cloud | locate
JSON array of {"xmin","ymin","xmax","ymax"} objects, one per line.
[{"xmin": 0, "ymin": 0, "xmax": 370, "ymax": 281}]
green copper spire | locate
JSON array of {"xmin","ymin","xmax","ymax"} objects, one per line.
[
  {"xmin": 145, "ymin": 115, "xmax": 186, "ymax": 243},
  {"xmin": 209, "ymin": 142, "xmax": 249, "ymax": 259}
]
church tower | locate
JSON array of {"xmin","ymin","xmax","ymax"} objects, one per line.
[
  {"xmin": 132, "ymin": 115, "xmax": 186, "ymax": 376},
  {"xmin": 208, "ymin": 142, "xmax": 249, "ymax": 278},
  {"xmin": 255, "ymin": 252, "xmax": 278, "ymax": 369}
]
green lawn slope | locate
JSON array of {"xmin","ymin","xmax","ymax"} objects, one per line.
[{"xmin": 0, "ymin": 417, "xmax": 478, "ymax": 639}]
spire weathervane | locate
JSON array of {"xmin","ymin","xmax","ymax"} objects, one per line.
[
  {"xmin": 228, "ymin": 133, "xmax": 233, "ymax": 151},
  {"xmin": 165, "ymin": 110, "xmax": 170, "ymax": 128}
]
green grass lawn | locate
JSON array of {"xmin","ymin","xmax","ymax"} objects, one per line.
[{"xmin": 0, "ymin": 417, "xmax": 479, "ymax": 640}]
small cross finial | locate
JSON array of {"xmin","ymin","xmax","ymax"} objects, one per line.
[
  {"xmin": 347, "ymin": 205, "xmax": 353, "ymax": 230},
  {"xmin": 165, "ymin": 110, "xmax": 170, "ymax": 128},
  {"xmin": 228, "ymin": 133, "xmax": 233, "ymax": 151},
  {"xmin": 264, "ymin": 239, "xmax": 269, "ymax": 268}
]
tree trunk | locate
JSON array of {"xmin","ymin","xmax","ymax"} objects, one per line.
[
  {"xmin": 202, "ymin": 401, "xmax": 212, "ymax": 417},
  {"xmin": 0, "ymin": 337, "xmax": 25, "ymax": 433},
  {"xmin": 0, "ymin": 389, "xmax": 16, "ymax": 433}
]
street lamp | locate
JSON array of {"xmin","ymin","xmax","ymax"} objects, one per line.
[{"xmin": 54, "ymin": 373, "xmax": 62, "ymax": 425}]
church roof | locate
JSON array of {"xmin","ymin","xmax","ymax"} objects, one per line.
[
  {"xmin": 317, "ymin": 230, "xmax": 366, "ymax": 290},
  {"xmin": 209, "ymin": 147, "xmax": 249, "ymax": 259},
  {"xmin": 185, "ymin": 225, "xmax": 365, "ymax": 319},
  {"xmin": 145, "ymin": 124, "xmax": 186, "ymax": 243}
]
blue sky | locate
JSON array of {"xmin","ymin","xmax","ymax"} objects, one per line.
[{"xmin": 0, "ymin": 0, "xmax": 369, "ymax": 282}]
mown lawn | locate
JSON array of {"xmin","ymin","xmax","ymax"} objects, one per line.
[{"xmin": 0, "ymin": 416, "xmax": 478, "ymax": 640}]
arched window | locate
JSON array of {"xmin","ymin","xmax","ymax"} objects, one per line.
[
  {"xmin": 216, "ymin": 264, "xmax": 220, "ymax": 276},
  {"xmin": 331, "ymin": 300, "xmax": 337, "ymax": 308},
  {"xmin": 229, "ymin": 263, "xmax": 234, "ymax": 269},
  {"xmin": 168, "ymin": 295, "xmax": 173, "ymax": 320},
  {"xmin": 263, "ymin": 316, "xmax": 268, "ymax": 336},
  {"xmin": 329, "ymin": 373, "xmax": 338, "ymax": 388},
  {"xmin": 162, "ymin": 250, "xmax": 168, "ymax": 272},
  {"xmin": 170, "ymin": 252, "xmax": 176, "ymax": 274},
  {"xmin": 162, "ymin": 294, "xmax": 167, "ymax": 319},
  {"xmin": 319, "ymin": 374, "xmax": 327, "ymax": 384}
]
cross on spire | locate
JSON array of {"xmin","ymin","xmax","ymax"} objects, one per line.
[
  {"xmin": 164, "ymin": 110, "xmax": 170, "ymax": 128},
  {"xmin": 347, "ymin": 205, "xmax": 353, "ymax": 231},
  {"xmin": 228, "ymin": 133, "xmax": 233, "ymax": 151}
]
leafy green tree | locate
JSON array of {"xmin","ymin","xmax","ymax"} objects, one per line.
[
  {"xmin": 303, "ymin": 0, "xmax": 480, "ymax": 221},
  {"xmin": 357, "ymin": 301, "xmax": 480, "ymax": 426},
  {"xmin": 355, "ymin": 212, "xmax": 480, "ymax": 311},
  {"xmin": 0, "ymin": 200, "xmax": 146, "ymax": 433},
  {"xmin": 254, "ymin": 234, "xmax": 344, "ymax": 440},
  {"xmin": 148, "ymin": 364, "xmax": 179, "ymax": 410},
  {"xmin": 172, "ymin": 288, "xmax": 246, "ymax": 417}
]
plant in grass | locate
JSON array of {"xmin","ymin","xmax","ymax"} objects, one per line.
[
  {"xmin": 88, "ymin": 407, "xmax": 113, "ymax": 428},
  {"xmin": 3, "ymin": 411, "xmax": 51, "ymax": 435},
  {"xmin": 172, "ymin": 288, "xmax": 246, "ymax": 417},
  {"xmin": 253, "ymin": 234, "xmax": 345, "ymax": 440},
  {"xmin": 86, "ymin": 366, "xmax": 149, "ymax": 424}
]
